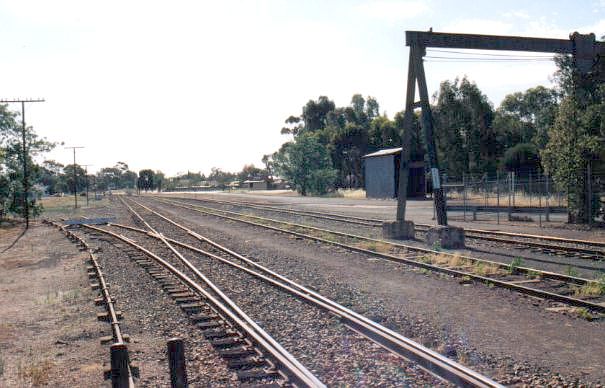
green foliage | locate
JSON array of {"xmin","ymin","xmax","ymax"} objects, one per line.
[
  {"xmin": 493, "ymin": 86, "xmax": 559, "ymax": 150},
  {"xmin": 0, "ymin": 104, "xmax": 55, "ymax": 219},
  {"xmin": 502, "ymin": 143, "xmax": 541, "ymax": 174},
  {"xmin": 509, "ymin": 257, "xmax": 523, "ymax": 274},
  {"xmin": 273, "ymin": 133, "xmax": 337, "ymax": 196},
  {"xmin": 433, "ymin": 77, "xmax": 497, "ymax": 177},
  {"xmin": 137, "ymin": 169, "xmax": 156, "ymax": 191},
  {"xmin": 541, "ymin": 56, "xmax": 603, "ymax": 223}
]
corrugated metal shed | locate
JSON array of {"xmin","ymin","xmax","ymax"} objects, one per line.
[{"xmin": 363, "ymin": 148, "xmax": 426, "ymax": 199}]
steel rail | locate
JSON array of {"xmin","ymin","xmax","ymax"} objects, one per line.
[
  {"xmin": 44, "ymin": 220, "xmax": 135, "ymax": 387},
  {"xmin": 122, "ymin": 198, "xmax": 503, "ymax": 388},
  {"xmin": 165, "ymin": 195, "xmax": 605, "ymax": 257},
  {"xmin": 164, "ymin": 195, "xmax": 382, "ymax": 226},
  {"xmin": 114, "ymin": 197, "xmax": 324, "ymax": 387},
  {"xmin": 154, "ymin": 197, "xmax": 605, "ymax": 313},
  {"xmin": 84, "ymin": 223, "xmax": 324, "ymax": 388}
]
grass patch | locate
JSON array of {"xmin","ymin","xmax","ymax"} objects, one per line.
[
  {"xmin": 355, "ymin": 240, "xmax": 392, "ymax": 253},
  {"xmin": 473, "ymin": 262, "xmax": 503, "ymax": 276},
  {"xmin": 574, "ymin": 307, "xmax": 594, "ymax": 321},
  {"xmin": 525, "ymin": 270, "xmax": 541, "ymax": 279},
  {"xmin": 574, "ymin": 280, "xmax": 605, "ymax": 297},
  {"xmin": 509, "ymin": 257, "xmax": 523, "ymax": 275},
  {"xmin": 18, "ymin": 358, "xmax": 54, "ymax": 386},
  {"xmin": 36, "ymin": 289, "xmax": 81, "ymax": 305},
  {"xmin": 565, "ymin": 266, "xmax": 579, "ymax": 277}
]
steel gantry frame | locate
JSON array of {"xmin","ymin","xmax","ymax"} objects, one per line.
[{"xmin": 396, "ymin": 30, "xmax": 604, "ymax": 227}]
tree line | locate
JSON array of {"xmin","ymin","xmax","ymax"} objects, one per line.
[
  {"xmin": 266, "ymin": 55, "xmax": 604, "ymax": 223},
  {"xmin": 1, "ymin": 55, "xmax": 602, "ymax": 223}
]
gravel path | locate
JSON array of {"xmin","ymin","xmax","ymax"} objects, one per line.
[{"xmin": 141, "ymin": 197, "xmax": 605, "ymax": 386}]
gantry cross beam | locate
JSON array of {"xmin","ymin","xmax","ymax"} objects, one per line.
[{"xmin": 396, "ymin": 30, "xmax": 603, "ymax": 226}]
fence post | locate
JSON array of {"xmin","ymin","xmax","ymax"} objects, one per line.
[
  {"xmin": 528, "ymin": 171, "xmax": 532, "ymax": 208},
  {"xmin": 545, "ymin": 175, "xmax": 550, "ymax": 222},
  {"xmin": 463, "ymin": 173, "xmax": 467, "ymax": 221},
  {"xmin": 512, "ymin": 171, "xmax": 516, "ymax": 208},
  {"xmin": 496, "ymin": 172, "xmax": 500, "ymax": 225},
  {"xmin": 539, "ymin": 185, "xmax": 542, "ymax": 228},
  {"xmin": 508, "ymin": 172, "xmax": 512, "ymax": 221},
  {"xmin": 587, "ymin": 161, "xmax": 593, "ymax": 228},
  {"xmin": 167, "ymin": 338, "xmax": 188, "ymax": 388},
  {"xmin": 484, "ymin": 174, "xmax": 488, "ymax": 208}
]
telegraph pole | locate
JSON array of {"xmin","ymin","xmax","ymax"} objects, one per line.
[
  {"xmin": 81, "ymin": 164, "xmax": 93, "ymax": 207},
  {"xmin": 0, "ymin": 98, "xmax": 45, "ymax": 229},
  {"xmin": 65, "ymin": 146, "xmax": 84, "ymax": 208}
]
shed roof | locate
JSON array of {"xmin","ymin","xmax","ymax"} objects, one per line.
[
  {"xmin": 243, "ymin": 180, "xmax": 266, "ymax": 184},
  {"xmin": 362, "ymin": 147, "xmax": 402, "ymax": 158}
]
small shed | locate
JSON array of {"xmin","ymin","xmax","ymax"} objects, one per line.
[
  {"xmin": 362, "ymin": 147, "xmax": 426, "ymax": 199},
  {"xmin": 243, "ymin": 180, "xmax": 268, "ymax": 190}
]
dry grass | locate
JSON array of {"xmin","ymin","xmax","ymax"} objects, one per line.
[
  {"xmin": 574, "ymin": 281, "xmax": 605, "ymax": 297},
  {"xmin": 39, "ymin": 195, "xmax": 110, "ymax": 217},
  {"xmin": 337, "ymin": 189, "xmax": 367, "ymax": 199},
  {"xmin": 423, "ymin": 253, "xmax": 469, "ymax": 268},
  {"xmin": 36, "ymin": 289, "xmax": 81, "ymax": 305},
  {"xmin": 18, "ymin": 359, "xmax": 54, "ymax": 386},
  {"xmin": 355, "ymin": 240, "xmax": 392, "ymax": 253},
  {"xmin": 447, "ymin": 191, "xmax": 567, "ymax": 208},
  {"xmin": 473, "ymin": 262, "xmax": 504, "ymax": 276}
]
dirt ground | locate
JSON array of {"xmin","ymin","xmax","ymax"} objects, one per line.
[{"xmin": 0, "ymin": 222, "xmax": 108, "ymax": 387}]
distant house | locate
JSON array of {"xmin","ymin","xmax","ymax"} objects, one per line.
[
  {"xmin": 362, "ymin": 147, "xmax": 426, "ymax": 199},
  {"xmin": 243, "ymin": 180, "xmax": 268, "ymax": 190}
]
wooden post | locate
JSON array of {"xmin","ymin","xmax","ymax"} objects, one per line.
[
  {"xmin": 412, "ymin": 44, "xmax": 447, "ymax": 226},
  {"xmin": 167, "ymin": 338, "xmax": 188, "ymax": 388},
  {"xmin": 395, "ymin": 47, "xmax": 418, "ymax": 222}
]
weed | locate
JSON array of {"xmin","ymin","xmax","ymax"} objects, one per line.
[
  {"xmin": 473, "ymin": 262, "xmax": 502, "ymax": 276},
  {"xmin": 565, "ymin": 266, "xmax": 579, "ymax": 277},
  {"xmin": 525, "ymin": 270, "xmax": 541, "ymax": 279},
  {"xmin": 509, "ymin": 257, "xmax": 523, "ymax": 274},
  {"xmin": 432, "ymin": 241, "xmax": 442, "ymax": 251},
  {"xmin": 574, "ymin": 281, "xmax": 605, "ymax": 297},
  {"xmin": 0, "ymin": 351, "xmax": 3, "ymax": 377},
  {"xmin": 574, "ymin": 307, "xmax": 594, "ymax": 321}
]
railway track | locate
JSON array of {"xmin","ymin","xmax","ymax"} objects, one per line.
[
  {"xmin": 151, "ymin": 196, "xmax": 605, "ymax": 315},
  {"xmin": 170, "ymin": 195, "xmax": 605, "ymax": 261},
  {"xmin": 95, "ymin": 196, "xmax": 505, "ymax": 387},
  {"xmin": 77, "ymin": 213, "xmax": 324, "ymax": 386}
]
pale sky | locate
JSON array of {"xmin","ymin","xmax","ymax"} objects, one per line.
[{"xmin": 2, "ymin": 0, "xmax": 604, "ymax": 175}]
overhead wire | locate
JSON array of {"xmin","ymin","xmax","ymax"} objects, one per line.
[{"xmin": 424, "ymin": 48, "xmax": 558, "ymax": 63}]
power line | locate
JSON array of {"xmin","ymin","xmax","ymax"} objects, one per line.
[
  {"xmin": 426, "ymin": 48, "xmax": 557, "ymax": 58},
  {"xmin": 425, "ymin": 55, "xmax": 554, "ymax": 62}
]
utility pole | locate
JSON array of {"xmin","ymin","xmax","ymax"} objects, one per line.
[
  {"xmin": 65, "ymin": 146, "xmax": 84, "ymax": 209},
  {"xmin": 0, "ymin": 98, "xmax": 45, "ymax": 229},
  {"xmin": 82, "ymin": 164, "xmax": 93, "ymax": 207}
]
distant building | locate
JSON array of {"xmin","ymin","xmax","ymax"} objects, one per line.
[
  {"xmin": 243, "ymin": 180, "xmax": 268, "ymax": 190},
  {"xmin": 362, "ymin": 147, "xmax": 426, "ymax": 199}
]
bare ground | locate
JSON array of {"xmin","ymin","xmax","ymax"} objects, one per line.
[{"xmin": 0, "ymin": 222, "xmax": 106, "ymax": 387}]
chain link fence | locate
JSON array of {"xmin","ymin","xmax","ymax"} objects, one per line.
[{"xmin": 437, "ymin": 170, "xmax": 605, "ymax": 226}]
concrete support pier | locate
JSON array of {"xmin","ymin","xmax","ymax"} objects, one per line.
[
  {"xmin": 426, "ymin": 225, "xmax": 465, "ymax": 249},
  {"xmin": 382, "ymin": 220, "xmax": 415, "ymax": 240}
]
